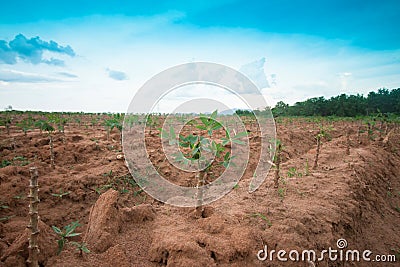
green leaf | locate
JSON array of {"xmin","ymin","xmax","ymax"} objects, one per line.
[
  {"xmin": 66, "ymin": 232, "xmax": 82, "ymax": 237},
  {"xmin": 221, "ymin": 138, "xmax": 230, "ymax": 146},
  {"xmin": 200, "ymin": 116, "xmax": 209, "ymax": 126},
  {"xmin": 52, "ymin": 226, "xmax": 62, "ymax": 235},
  {"xmin": 81, "ymin": 246, "xmax": 90, "ymax": 253},
  {"xmin": 232, "ymin": 139, "xmax": 245, "ymax": 145},
  {"xmin": 224, "ymin": 152, "xmax": 230, "ymax": 161},
  {"xmin": 196, "ymin": 125, "xmax": 207, "ymax": 130},
  {"xmin": 210, "ymin": 110, "xmax": 218, "ymax": 120},
  {"xmin": 233, "ymin": 131, "xmax": 248, "ymax": 138},
  {"xmin": 211, "ymin": 125, "xmax": 222, "ymax": 132},
  {"xmin": 169, "ymin": 126, "xmax": 176, "ymax": 139}
]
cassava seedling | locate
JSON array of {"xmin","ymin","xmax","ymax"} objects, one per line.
[
  {"xmin": 250, "ymin": 213, "xmax": 272, "ymax": 227},
  {"xmin": 160, "ymin": 110, "xmax": 247, "ymax": 217},
  {"xmin": 52, "ymin": 221, "xmax": 82, "ymax": 255},
  {"xmin": 0, "ymin": 215, "xmax": 15, "ymax": 222},
  {"xmin": 287, "ymin": 167, "xmax": 302, "ymax": 178},
  {"xmin": 17, "ymin": 117, "xmax": 34, "ymax": 136},
  {"xmin": 51, "ymin": 189, "xmax": 70, "ymax": 198},
  {"xmin": 278, "ymin": 187, "xmax": 286, "ymax": 200},
  {"xmin": 104, "ymin": 114, "xmax": 123, "ymax": 142},
  {"xmin": 70, "ymin": 241, "xmax": 90, "ymax": 256},
  {"xmin": 39, "ymin": 121, "xmax": 56, "ymax": 169},
  {"xmin": 0, "ymin": 113, "xmax": 12, "ymax": 135}
]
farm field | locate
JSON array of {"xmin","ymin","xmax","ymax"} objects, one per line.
[{"xmin": 0, "ymin": 112, "xmax": 399, "ymax": 266}]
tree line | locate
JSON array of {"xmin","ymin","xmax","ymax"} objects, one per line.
[{"xmin": 271, "ymin": 88, "xmax": 400, "ymax": 117}]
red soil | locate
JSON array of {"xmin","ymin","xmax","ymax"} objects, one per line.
[{"xmin": 0, "ymin": 117, "xmax": 399, "ymax": 266}]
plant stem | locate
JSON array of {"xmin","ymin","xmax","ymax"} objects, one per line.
[
  {"xmin": 195, "ymin": 161, "xmax": 207, "ymax": 217},
  {"xmin": 49, "ymin": 134, "xmax": 55, "ymax": 169},
  {"xmin": 346, "ymin": 129, "xmax": 351, "ymax": 155},
  {"xmin": 313, "ymin": 137, "xmax": 321, "ymax": 169},
  {"xmin": 274, "ymin": 143, "xmax": 281, "ymax": 188},
  {"xmin": 27, "ymin": 167, "xmax": 39, "ymax": 267}
]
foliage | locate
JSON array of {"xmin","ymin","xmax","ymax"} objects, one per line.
[
  {"xmin": 52, "ymin": 221, "xmax": 82, "ymax": 255},
  {"xmin": 271, "ymin": 88, "xmax": 400, "ymax": 117},
  {"xmin": 70, "ymin": 241, "xmax": 90, "ymax": 255},
  {"xmin": 0, "ymin": 156, "xmax": 30, "ymax": 168},
  {"xmin": 287, "ymin": 167, "xmax": 303, "ymax": 178},
  {"xmin": 250, "ymin": 213, "xmax": 272, "ymax": 227},
  {"xmin": 51, "ymin": 189, "xmax": 71, "ymax": 198},
  {"xmin": 17, "ymin": 117, "xmax": 34, "ymax": 135}
]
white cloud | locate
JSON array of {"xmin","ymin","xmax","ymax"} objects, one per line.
[{"xmin": 0, "ymin": 69, "xmax": 61, "ymax": 83}]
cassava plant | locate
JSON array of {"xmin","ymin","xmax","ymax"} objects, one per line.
[
  {"xmin": 160, "ymin": 110, "xmax": 246, "ymax": 217},
  {"xmin": 0, "ymin": 113, "xmax": 12, "ymax": 135},
  {"xmin": 70, "ymin": 241, "xmax": 90, "ymax": 256},
  {"xmin": 313, "ymin": 124, "xmax": 332, "ymax": 169},
  {"xmin": 104, "ymin": 114, "xmax": 123, "ymax": 141},
  {"xmin": 38, "ymin": 121, "xmax": 56, "ymax": 169},
  {"xmin": 52, "ymin": 221, "xmax": 82, "ymax": 255},
  {"xmin": 17, "ymin": 117, "xmax": 34, "ymax": 136}
]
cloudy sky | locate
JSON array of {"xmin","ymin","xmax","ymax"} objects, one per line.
[{"xmin": 0, "ymin": 0, "xmax": 399, "ymax": 112}]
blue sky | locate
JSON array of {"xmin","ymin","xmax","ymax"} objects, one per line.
[{"xmin": 0, "ymin": 0, "xmax": 399, "ymax": 112}]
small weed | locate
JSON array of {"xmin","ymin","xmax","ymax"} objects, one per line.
[
  {"xmin": 12, "ymin": 156, "xmax": 30, "ymax": 166},
  {"xmin": 0, "ymin": 215, "xmax": 15, "ymax": 222},
  {"xmin": 0, "ymin": 202, "xmax": 9, "ymax": 209},
  {"xmin": 278, "ymin": 187, "xmax": 286, "ymax": 199},
  {"xmin": 395, "ymin": 205, "xmax": 400, "ymax": 213},
  {"xmin": 387, "ymin": 191, "xmax": 393, "ymax": 198},
  {"xmin": 52, "ymin": 221, "xmax": 82, "ymax": 255},
  {"xmin": 70, "ymin": 241, "xmax": 90, "ymax": 256},
  {"xmin": 0, "ymin": 160, "xmax": 12, "ymax": 168},
  {"xmin": 120, "ymin": 188, "xmax": 129, "ymax": 194},
  {"xmin": 250, "ymin": 213, "xmax": 272, "ymax": 227},
  {"xmin": 102, "ymin": 170, "xmax": 113, "ymax": 177},
  {"xmin": 134, "ymin": 188, "xmax": 144, "ymax": 196},
  {"xmin": 94, "ymin": 184, "xmax": 113, "ymax": 195},
  {"xmin": 0, "ymin": 156, "xmax": 30, "ymax": 168},
  {"xmin": 51, "ymin": 189, "xmax": 71, "ymax": 198},
  {"xmin": 233, "ymin": 183, "xmax": 239, "ymax": 189},
  {"xmin": 287, "ymin": 167, "xmax": 302, "ymax": 178},
  {"xmin": 13, "ymin": 193, "xmax": 25, "ymax": 200}
]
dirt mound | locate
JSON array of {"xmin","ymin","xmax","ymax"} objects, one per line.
[
  {"xmin": 1, "ymin": 219, "xmax": 57, "ymax": 266},
  {"xmin": 84, "ymin": 189, "xmax": 120, "ymax": 253}
]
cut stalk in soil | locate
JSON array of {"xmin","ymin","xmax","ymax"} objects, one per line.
[{"xmin": 27, "ymin": 167, "xmax": 40, "ymax": 267}]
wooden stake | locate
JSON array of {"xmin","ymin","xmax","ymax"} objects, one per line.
[{"xmin": 27, "ymin": 167, "xmax": 39, "ymax": 267}]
